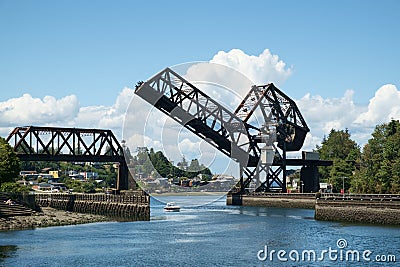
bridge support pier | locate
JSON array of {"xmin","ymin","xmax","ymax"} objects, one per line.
[{"xmin": 117, "ymin": 162, "xmax": 129, "ymax": 191}]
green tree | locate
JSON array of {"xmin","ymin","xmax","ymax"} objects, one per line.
[
  {"xmin": 177, "ymin": 156, "xmax": 188, "ymax": 170},
  {"xmin": 64, "ymin": 179, "xmax": 96, "ymax": 193},
  {"xmin": 131, "ymin": 146, "xmax": 212, "ymax": 180},
  {"xmin": 0, "ymin": 182, "xmax": 30, "ymax": 193},
  {"xmin": 142, "ymin": 156, "xmax": 155, "ymax": 178},
  {"xmin": 0, "ymin": 137, "xmax": 21, "ymax": 185},
  {"xmin": 151, "ymin": 151, "xmax": 172, "ymax": 177},
  {"xmin": 356, "ymin": 120, "xmax": 400, "ymax": 193},
  {"xmin": 316, "ymin": 129, "xmax": 360, "ymax": 192},
  {"xmin": 188, "ymin": 159, "xmax": 201, "ymax": 172}
]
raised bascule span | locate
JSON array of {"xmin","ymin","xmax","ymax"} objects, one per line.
[{"xmin": 135, "ymin": 67, "xmax": 331, "ymax": 193}]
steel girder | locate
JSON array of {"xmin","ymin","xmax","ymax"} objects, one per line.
[
  {"xmin": 234, "ymin": 84, "xmax": 310, "ymax": 192},
  {"xmin": 135, "ymin": 68, "xmax": 261, "ymax": 167},
  {"xmin": 234, "ymin": 84, "xmax": 309, "ymax": 151}
]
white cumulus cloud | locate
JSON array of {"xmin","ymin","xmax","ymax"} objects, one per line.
[
  {"xmin": 297, "ymin": 89, "xmax": 361, "ymax": 135},
  {"xmin": 0, "ymin": 94, "xmax": 80, "ymax": 136},
  {"xmin": 354, "ymin": 84, "xmax": 400, "ymax": 125},
  {"xmin": 0, "ymin": 93, "xmax": 79, "ymax": 126},
  {"xmin": 74, "ymin": 87, "xmax": 135, "ymax": 133},
  {"xmin": 0, "ymin": 87, "xmax": 135, "ymax": 139},
  {"xmin": 210, "ymin": 48, "xmax": 293, "ymax": 86},
  {"xmin": 296, "ymin": 84, "xmax": 400, "ymax": 151}
]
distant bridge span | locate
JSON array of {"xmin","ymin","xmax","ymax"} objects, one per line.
[{"xmin": 6, "ymin": 126, "xmax": 129, "ymax": 191}]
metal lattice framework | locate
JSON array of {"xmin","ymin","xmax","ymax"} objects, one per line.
[
  {"xmin": 6, "ymin": 126, "xmax": 129, "ymax": 190},
  {"xmin": 234, "ymin": 84, "xmax": 310, "ymax": 191},
  {"xmin": 135, "ymin": 68, "xmax": 260, "ymax": 167},
  {"xmin": 235, "ymin": 84, "xmax": 309, "ymax": 151},
  {"xmin": 135, "ymin": 67, "xmax": 314, "ymax": 192}
]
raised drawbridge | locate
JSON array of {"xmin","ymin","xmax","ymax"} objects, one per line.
[{"xmin": 135, "ymin": 67, "xmax": 330, "ymax": 193}]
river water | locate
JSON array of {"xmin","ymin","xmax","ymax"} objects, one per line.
[{"xmin": 0, "ymin": 195, "xmax": 399, "ymax": 266}]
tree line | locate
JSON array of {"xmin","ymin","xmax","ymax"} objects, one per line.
[
  {"xmin": 316, "ymin": 119, "xmax": 400, "ymax": 194},
  {"xmin": 1, "ymin": 119, "xmax": 400, "ymax": 194},
  {"xmin": 131, "ymin": 147, "xmax": 212, "ymax": 180}
]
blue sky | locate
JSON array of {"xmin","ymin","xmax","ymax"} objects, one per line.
[
  {"xmin": 1, "ymin": 0, "xmax": 399, "ymax": 106},
  {"xmin": 1, "ymin": 0, "xmax": 400, "ymax": 168}
]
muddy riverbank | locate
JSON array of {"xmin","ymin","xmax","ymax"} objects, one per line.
[{"xmin": 0, "ymin": 207, "xmax": 111, "ymax": 231}]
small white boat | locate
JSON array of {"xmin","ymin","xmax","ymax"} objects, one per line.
[{"xmin": 164, "ymin": 202, "xmax": 180, "ymax": 212}]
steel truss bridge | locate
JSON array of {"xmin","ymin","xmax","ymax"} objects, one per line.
[
  {"xmin": 6, "ymin": 126, "xmax": 129, "ymax": 191},
  {"xmin": 136, "ymin": 67, "xmax": 331, "ymax": 193}
]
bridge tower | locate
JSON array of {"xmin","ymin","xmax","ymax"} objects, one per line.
[{"xmin": 233, "ymin": 84, "xmax": 309, "ymax": 192}]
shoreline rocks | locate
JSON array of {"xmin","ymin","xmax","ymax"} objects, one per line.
[
  {"xmin": 315, "ymin": 199, "xmax": 400, "ymax": 225},
  {"xmin": 0, "ymin": 207, "xmax": 111, "ymax": 231}
]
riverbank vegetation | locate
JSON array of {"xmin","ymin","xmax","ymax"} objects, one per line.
[
  {"xmin": 132, "ymin": 147, "xmax": 212, "ymax": 179},
  {"xmin": 317, "ymin": 119, "xmax": 400, "ymax": 194},
  {"xmin": 1, "ymin": 120, "xmax": 400, "ymax": 195}
]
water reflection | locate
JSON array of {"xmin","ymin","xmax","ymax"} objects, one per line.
[{"xmin": 0, "ymin": 245, "xmax": 18, "ymax": 263}]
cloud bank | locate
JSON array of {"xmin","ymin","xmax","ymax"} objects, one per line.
[
  {"xmin": 0, "ymin": 94, "xmax": 79, "ymax": 127},
  {"xmin": 0, "ymin": 87, "xmax": 135, "ymax": 139}
]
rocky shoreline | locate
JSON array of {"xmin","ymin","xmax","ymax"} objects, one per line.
[
  {"xmin": 0, "ymin": 207, "xmax": 111, "ymax": 231},
  {"xmin": 315, "ymin": 199, "xmax": 400, "ymax": 225}
]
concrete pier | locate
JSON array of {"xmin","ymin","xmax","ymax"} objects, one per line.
[
  {"xmin": 227, "ymin": 192, "xmax": 316, "ymax": 209},
  {"xmin": 228, "ymin": 192, "xmax": 400, "ymax": 225}
]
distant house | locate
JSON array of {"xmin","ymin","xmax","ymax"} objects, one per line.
[
  {"xmin": 41, "ymin": 167, "xmax": 52, "ymax": 173},
  {"xmin": 37, "ymin": 183, "xmax": 52, "ymax": 191},
  {"xmin": 180, "ymin": 179, "xmax": 192, "ymax": 187},
  {"xmin": 39, "ymin": 173, "xmax": 54, "ymax": 180},
  {"xmin": 20, "ymin": 171, "xmax": 39, "ymax": 181},
  {"xmin": 48, "ymin": 177, "xmax": 60, "ymax": 183},
  {"xmin": 20, "ymin": 170, "xmax": 36, "ymax": 177},
  {"xmin": 25, "ymin": 174, "xmax": 39, "ymax": 181},
  {"xmin": 49, "ymin": 171, "xmax": 59, "ymax": 178},
  {"xmin": 70, "ymin": 174, "xmax": 85, "ymax": 181},
  {"xmin": 90, "ymin": 162, "xmax": 103, "ymax": 169},
  {"xmin": 157, "ymin": 178, "xmax": 169, "ymax": 187},
  {"xmin": 16, "ymin": 180, "xmax": 29, "ymax": 186},
  {"xmin": 50, "ymin": 182, "xmax": 67, "ymax": 192},
  {"xmin": 79, "ymin": 172, "xmax": 99, "ymax": 179},
  {"xmin": 68, "ymin": 170, "xmax": 78, "ymax": 177}
]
